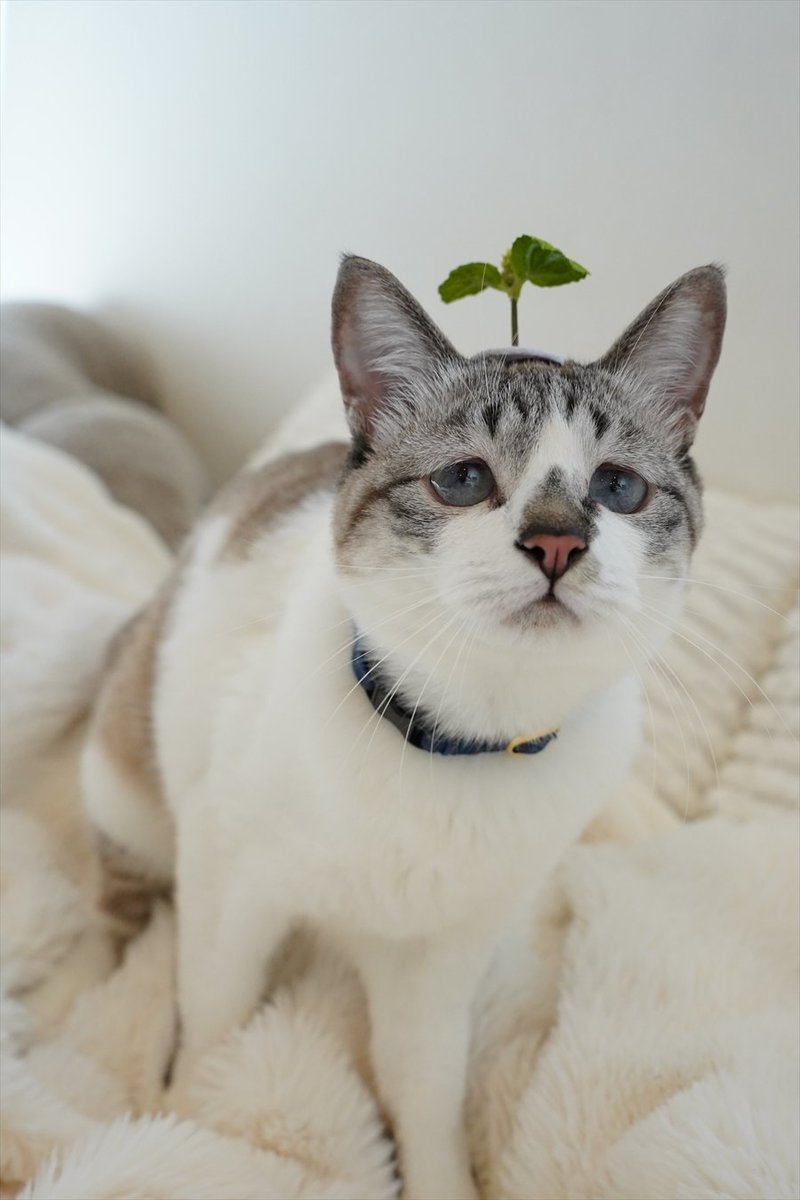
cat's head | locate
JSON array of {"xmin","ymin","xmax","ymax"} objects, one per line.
[{"xmin": 330, "ymin": 256, "xmax": 725, "ymax": 728}]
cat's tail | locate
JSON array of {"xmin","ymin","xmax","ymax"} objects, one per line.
[{"xmin": 1, "ymin": 302, "xmax": 208, "ymax": 549}]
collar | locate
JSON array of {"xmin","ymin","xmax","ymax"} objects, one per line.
[{"xmin": 351, "ymin": 638, "xmax": 558, "ymax": 758}]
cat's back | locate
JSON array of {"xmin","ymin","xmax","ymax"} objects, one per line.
[
  {"xmin": 155, "ymin": 440, "xmax": 348, "ymax": 793},
  {"xmin": 82, "ymin": 440, "xmax": 347, "ymax": 913}
]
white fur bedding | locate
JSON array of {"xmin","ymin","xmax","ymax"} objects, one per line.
[{"xmin": 1, "ymin": 409, "xmax": 798, "ymax": 1200}]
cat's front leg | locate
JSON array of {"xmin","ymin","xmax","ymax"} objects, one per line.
[
  {"xmin": 357, "ymin": 929, "xmax": 493, "ymax": 1200},
  {"xmin": 169, "ymin": 812, "xmax": 291, "ymax": 1098}
]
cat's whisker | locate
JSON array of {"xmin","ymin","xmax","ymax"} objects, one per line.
[
  {"xmin": 288, "ymin": 575, "xmax": 479, "ymax": 702},
  {"xmin": 617, "ymin": 612, "xmax": 695, "ymax": 819},
  {"xmin": 278, "ymin": 599, "xmax": 438, "ymax": 699},
  {"xmin": 657, "ymin": 652, "xmax": 718, "ymax": 817},
  {"xmin": 346, "ymin": 558, "xmax": 489, "ymax": 578},
  {"xmin": 427, "ymin": 615, "xmax": 479, "ymax": 786},
  {"xmin": 633, "ymin": 620, "xmax": 722, "ymax": 809},
  {"xmin": 227, "ymin": 583, "xmax": 441, "ymax": 700},
  {"xmin": 612, "ymin": 618, "xmax": 661, "ymax": 809},
  {"xmin": 639, "ymin": 575, "xmax": 797, "ymax": 621},
  {"xmin": 356, "ymin": 611, "xmax": 460, "ymax": 760},
  {"xmin": 636, "ymin": 600, "xmax": 795, "ymax": 743},
  {"xmin": 226, "ymin": 570, "xmax": 443, "ymax": 639},
  {"xmin": 290, "ymin": 589, "xmax": 457, "ymax": 695},
  {"xmin": 223, "ymin": 608, "xmax": 285, "ymax": 636},
  {"xmin": 636, "ymin": 614, "xmax": 721, "ymax": 795},
  {"xmin": 397, "ymin": 615, "xmax": 471, "ymax": 791},
  {"xmin": 319, "ymin": 586, "xmax": 435, "ymax": 637},
  {"xmin": 339, "ymin": 631, "xmax": 442, "ymax": 765},
  {"xmin": 364, "ymin": 614, "xmax": 459, "ymax": 750},
  {"xmin": 322, "ymin": 604, "xmax": 456, "ymax": 731},
  {"xmin": 649, "ymin": 652, "xmax": 695, "ymax": 822},
  {"xmin": 640, "ymin": 595, "xmax": 797, "ymax": 738},
  {"xmin": 347, "ymin": 563, "xmax": 440, "ymax": 574},
  {"xmin": 344, "ymin": 570, "xmax": 438, "ymax": 582}
]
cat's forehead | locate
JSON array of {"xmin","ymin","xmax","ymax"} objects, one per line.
[
  {"xmin": 383, "ymin": 357, "xmax": 632, "ymax": 469},
  {"xmin": 464, "ymin": 356, "xmax": 588, "ymax": 413},
  {"xmin": 462, "ymin": 355, "xmax": 628, "ymax": 418}
]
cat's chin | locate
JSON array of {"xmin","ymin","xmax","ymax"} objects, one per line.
[{"xmin": 511, "ymin": 594, "xmax": 582, "ymax": 631}]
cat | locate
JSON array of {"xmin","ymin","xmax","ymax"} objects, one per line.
[{"xmin": 82, "ymin": 255, "xmax": 726, "ymax": 1200}]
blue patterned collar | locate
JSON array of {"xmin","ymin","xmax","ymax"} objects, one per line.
[{"xmin": 351, "ymin": 638, "xmax": 558, "ymax": 758}]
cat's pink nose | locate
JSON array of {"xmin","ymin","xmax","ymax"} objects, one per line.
[{"xmin": 518, "ymin": 531, "xmax": 587, "ymax": 580}]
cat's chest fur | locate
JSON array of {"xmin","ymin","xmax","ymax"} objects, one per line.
[{"xmin": 154, "ymin": 496, "xmax": 640, "ymax": 939}]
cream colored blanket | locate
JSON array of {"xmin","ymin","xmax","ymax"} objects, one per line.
[{"xmin": 1, "ymin": 416, "xmax": 798, "ymax": 1200}]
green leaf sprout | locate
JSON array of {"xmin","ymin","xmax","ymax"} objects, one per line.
[{"xmin": 439, "ymin": 235, "xmax": 589, "ymax": 346}]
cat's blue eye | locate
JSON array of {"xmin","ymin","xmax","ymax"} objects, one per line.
[
  {"xmin": 589, "ymin": 465, "xmax": 649, "ymax": 514},
  {"xmin": 429, "ymin": 460, "xmax": 496, "ymax": 507}
]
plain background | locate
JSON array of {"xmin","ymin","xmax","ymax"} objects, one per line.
[{"xmin": 1, "ymin": 0, "xmax": 798, "ymax": 501}]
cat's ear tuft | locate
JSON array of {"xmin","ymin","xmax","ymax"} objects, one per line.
[
  {"xmin": 332, "ymin": 256, "xmax": 459, "ymax": 443},
  {"xmin": 598, "ymin": 265, "xmax": 727, "ymax": 444}
]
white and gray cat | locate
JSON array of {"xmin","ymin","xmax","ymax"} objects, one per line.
[{"xmin": 83, "ymin": 256, "xmax": 726, "ymax": 1200}]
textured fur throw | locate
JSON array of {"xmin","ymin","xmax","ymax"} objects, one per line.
[{"xmin": 1, "ymin": 397, "xmax": 797, "ymax": 1199}]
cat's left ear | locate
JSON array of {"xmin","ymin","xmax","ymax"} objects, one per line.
[
  {"xmin": 598, "ymin": 265, "xmax": 727, "ymax": 445},
  {"xmin": 332, "ymin": 255, "xmax": 459, "ymax": 443}
]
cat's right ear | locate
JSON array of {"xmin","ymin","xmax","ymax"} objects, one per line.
[{"xmin": 331, "ymin": 256, "xmax": 458, "ymax": 444}]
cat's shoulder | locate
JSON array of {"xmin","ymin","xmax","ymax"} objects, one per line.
[
  {"xmin": 210, "ymin": 440, "xmax": 348, "ymax": 562},
  {"xmin": 85, "ymin": 440, "xmax": 347, "ymax": 833}
]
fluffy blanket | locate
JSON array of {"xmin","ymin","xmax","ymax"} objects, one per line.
[{"xmin": 1, "ymin": 413, "xmax": 798, "ymax": 1200}]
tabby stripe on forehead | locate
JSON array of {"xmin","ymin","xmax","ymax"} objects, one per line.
[
  {"xmin": 660, "ymin": 485, "xmax": 697, "ymax": 546},
  {"xmin": 589, "ymin": 404, "xmax": 609, "ymax": 440},
  {"xmin": 512, "ymin": 395, "xmax": 529, "ymax": 421},
  {"xmin": 445, "ymin": 404, "xmax": 470, "ymax": 431},
  {"xmin": 482, "ymin": 400, "xmax": 502, "ymax": 438}
]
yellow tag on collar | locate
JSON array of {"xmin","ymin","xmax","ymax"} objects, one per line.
[{"xmin": 506, "ymin": 729, "xmax": 559, "ymax": 756}]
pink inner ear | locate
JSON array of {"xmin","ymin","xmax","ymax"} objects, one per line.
[
  {"xmin": 684, "ymin": 301, "xmax": 727, "ymax": 420},
  {"xmin": 650, "ymin": 294, "xmax": 725, "ymax": 426},
  {"xmin": 600, "ymin": 266, "xmax": 726, "ymax": 444},
  {"xmin": 333, "ymin": 257, "xmax": 463, "ymax": 444},
  {"xmin": 336, "ymin": 326, "xmax": 386, "ymax": 438},
  {"xmin": 338, "ymin": 335, "xmax": 366, "ymax": 402}
]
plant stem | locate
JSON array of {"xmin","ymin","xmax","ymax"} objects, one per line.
[{"xmin": 510, "ymin": 298, "xmax": 519, "ymax": 347}]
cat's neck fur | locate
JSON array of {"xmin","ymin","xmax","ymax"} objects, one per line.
[{"xmin": 316, "ymin": 546, "xmax": 633, "ymax": 745}]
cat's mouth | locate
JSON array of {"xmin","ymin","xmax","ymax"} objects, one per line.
[
  {"xmin": 536, "ymin": 593, "xmax": 574, "ymax": 615},
  {"xmin": 515, "ymin": 589, "xmax": 581, "ymax": 628}
]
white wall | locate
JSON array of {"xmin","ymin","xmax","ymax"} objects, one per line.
[{"xmin": 2, "ymin": 0, "xmax": 798, "ymax": 501}]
